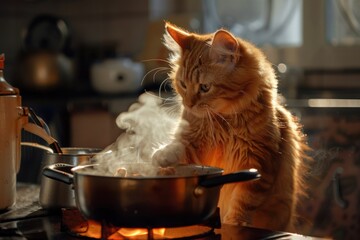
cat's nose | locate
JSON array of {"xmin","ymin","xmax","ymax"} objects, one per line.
[
  {"xmin": 184, "ymin": 99, "xmax": 196, "ymax": 108},
  {"xmin": 188, "ymin": 103, "xmax": 195, "ymax": 108}
]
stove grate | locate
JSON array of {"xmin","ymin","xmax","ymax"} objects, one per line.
[{"xmin": 61, "ymin": 208, "xmax": 221, "ymax": 240}]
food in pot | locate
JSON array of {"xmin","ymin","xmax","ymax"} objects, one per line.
[{"xmin": 114, "ymin": 166, "xmax": 176, "ymax": 177}]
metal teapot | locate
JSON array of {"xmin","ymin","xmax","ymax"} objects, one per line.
[{"xmin": 0, "ymin": 54, "xmax": 61, "ymax": 210}]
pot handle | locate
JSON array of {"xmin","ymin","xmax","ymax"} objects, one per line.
[
  {"xmin": 19, "ymin": 107, "xmax": 62, "ymax": 153},
  {"xmin": 199, "ymin": 168, "xmax": 260, "ymax": 188},
  {"xmin": 28, "ymin": 108, "xmax": 51, "ymax": 135},
  {"xmin": 21, "ymin": 142, "xmax": 54, "ymax": 153},
  {"xmin": 22, "ymin": 122, "xmax": 62, "ymax": 153},
  {"xmin": 42, "ymin": 163, "xmax": 75, "ymax": 185}
]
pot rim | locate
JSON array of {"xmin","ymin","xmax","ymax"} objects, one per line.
[{"xmin": 71, "ymin": 163, "xmax": 224, "ymax": 180}]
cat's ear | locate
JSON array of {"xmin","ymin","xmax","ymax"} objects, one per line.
[
  {"xmin": 165, "ymin": 22, "xmax": 191, "ymax": 50},
  {"xmin": 210, "ymin": 30, "xmax": 239, "ymax": 64}
]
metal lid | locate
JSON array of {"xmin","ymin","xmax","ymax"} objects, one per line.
[{"xmin": 0, "ymin": 54, "xmax": 19, "ymax": 96}]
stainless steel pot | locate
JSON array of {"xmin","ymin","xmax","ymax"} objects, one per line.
[
  {"xmin": 39, "ymin": 148, "xmax": 101, "ymax": 209},
  {"xmin": 43, "ymin": 163, "xmax": 260, "ymax": 227}
]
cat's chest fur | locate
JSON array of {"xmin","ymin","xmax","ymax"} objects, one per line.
[
  {"xmin": 181, "ymin": 103, "xmax": 281, "ymax": 173},
  {"xmin": 183, "ymin": 112, "xmax": 254, "ymax": 170}
]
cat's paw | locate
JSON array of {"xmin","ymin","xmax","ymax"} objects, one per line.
[
  {"xmin": 152, "ymin": 143, "xmax": 184, "ymax": 167},
  {"xmin": 223, "ymin": 212, "xmax": 250, "ymax": 226},
  {"xmin": 223, "ymin": 214, "xmax": 239, "ymax": 225},
  {"xmin": 152, "ymin": 149, "xmax": 176, "ymax": 167}
]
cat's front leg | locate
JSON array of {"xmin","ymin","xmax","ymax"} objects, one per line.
[{"xmin": 152, "ymin": 141, "xmax": 185, "ymax": 166}]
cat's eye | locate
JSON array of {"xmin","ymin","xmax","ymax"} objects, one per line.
[
  {"xmin": 179, "ymin": 80, "xmax": 186, "ymax": 89},
  {"xmin": 200, "ymin": 83, "xmax": 211, "ymax": 93}
]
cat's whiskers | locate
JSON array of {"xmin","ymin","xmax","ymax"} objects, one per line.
[
  {"xmin": 141, "ymin": 91, "xmax": 181, "ymax": 118},
  {"xmin": 205, "ymin": 109, "xmax": 217, "ymax": 145},
  {"xmin": 158, "ymin": 77, "xmax": 172, "ymax": 97},
  {"xmin": 162, "ymin": 102, "xmax": 181, "ymax": 117},
  {"xmin": 162, "ymin": 96, "xmax": 179, "ymax": 106},
  {"xmin": 141, "ymin": 66, "xmax": 170, "ymax": 86},
  {"xmin": 143, "ymin": 90, "xmax": 174, "ymax": 103},
  {"xmin": 212, "ymin": 111, "xmax": 235, "ymax": 133}
]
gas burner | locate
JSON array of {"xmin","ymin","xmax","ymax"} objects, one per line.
[{"xmin": 61, "ymin": 208, "xmax": 221, "ymax": 239}]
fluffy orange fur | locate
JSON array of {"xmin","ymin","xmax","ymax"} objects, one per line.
[{"xmin": 155, "ymin": 23, "xmax": 310, "ymax": 232}]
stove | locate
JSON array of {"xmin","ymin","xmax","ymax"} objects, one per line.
[
  {"xmin": 1, "ymin": 215, "xmax": 297, "ymax": 240},
  {"xmin": 0, "ymin": 184, "xmax": 327, "ymax": 240},
  {"xmin": 61, "ymin": 208, "xmax": 220, "ymax": 239}
]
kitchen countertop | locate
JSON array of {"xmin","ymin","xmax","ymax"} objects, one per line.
[{"xmin": 0, "ymin": 183, "xmax": 328, "ymax": 240}]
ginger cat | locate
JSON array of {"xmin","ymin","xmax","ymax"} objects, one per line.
[{"xmin": 153, "ymin": 23, "xmax": 310, "ymax": 232}]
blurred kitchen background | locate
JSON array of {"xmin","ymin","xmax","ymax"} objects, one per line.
[{"xmin": 0, "ymin": 0, "xmax": 359, "ymax": 239}]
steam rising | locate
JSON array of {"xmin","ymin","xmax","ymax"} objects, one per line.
[{"xmin": 90, "ymin": 93, "xmax": 183, "ymax": 176}]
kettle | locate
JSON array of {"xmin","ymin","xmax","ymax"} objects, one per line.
[{"xmin": 0, "ymin": 54, "xmax": 61, "ymax": 210}]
